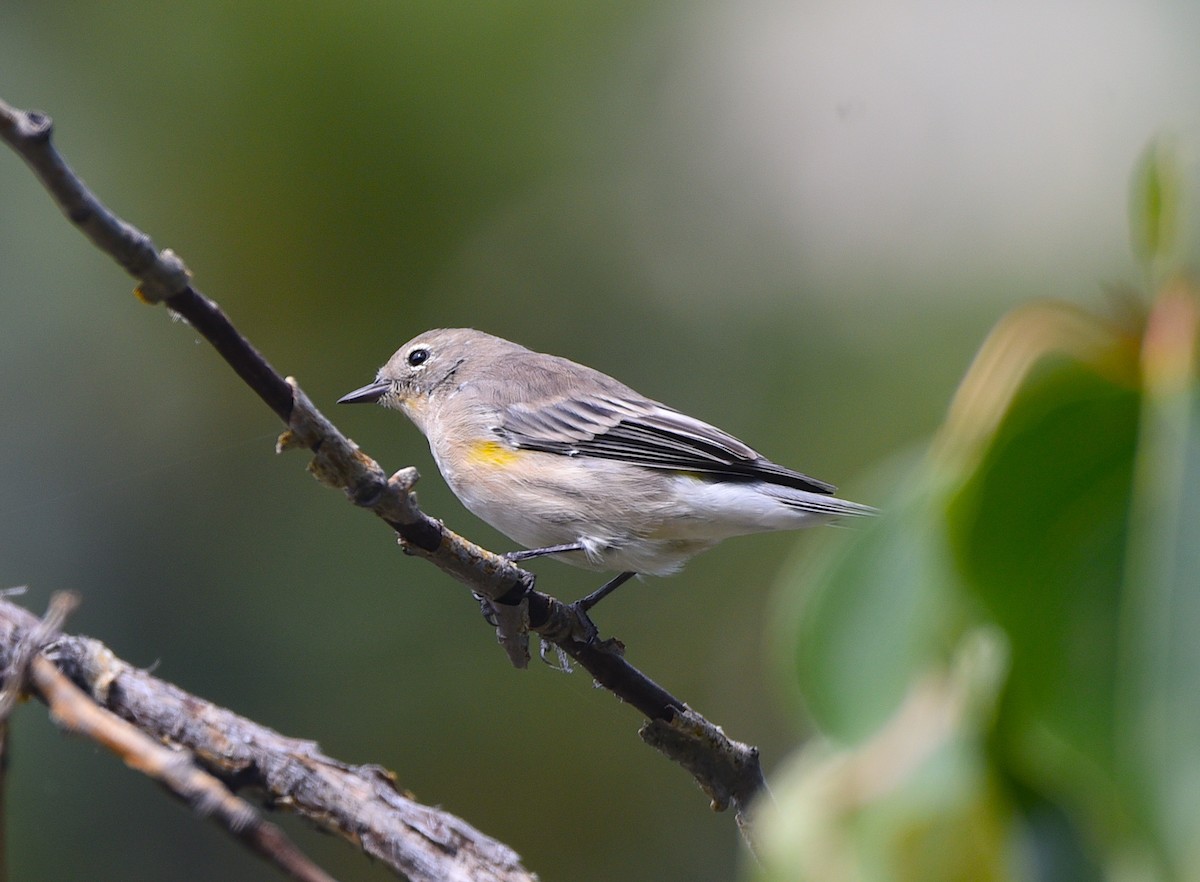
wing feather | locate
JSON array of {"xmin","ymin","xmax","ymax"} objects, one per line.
[{"xmin": 498, "ymin": 395, "xmax": 837, "ymax": 495}]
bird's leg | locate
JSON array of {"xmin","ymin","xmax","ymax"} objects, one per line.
[
  {"xmin": 500, "ymin": 543, "xmax": 634, "ymax": 642},
  {"xmin": 504, "ymin": 542, "xmax": 586, "ymax": 562},
  {"xmin": 567, "ymin": 571, "xmax": 636, "ymax": 643},
  {"xmin": 576, "ymin": 571, "xmax": 637, "ymax": 612}
]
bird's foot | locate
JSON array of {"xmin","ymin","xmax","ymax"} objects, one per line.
[
  {"xmin": 565, "ymin": 599, "xmax": 601, "ymax": 645},
  {"xmin": 473, "ymin": 592, "xmax": 499, "ymax": 626}
]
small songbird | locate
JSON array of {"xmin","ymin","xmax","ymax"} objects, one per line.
[{"xmin": 338, "ymin": 329, "xmax": 875, "ymax": 615}]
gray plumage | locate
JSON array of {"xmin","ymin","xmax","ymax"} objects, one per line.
[{"xmin": 339, "ymin": 328, "xmax": 874, "ymax": 576}]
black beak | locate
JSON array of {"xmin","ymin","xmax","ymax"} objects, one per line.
[{"xmin": 337, "ymin": 379, "xmax": 390, "ymax": 404}]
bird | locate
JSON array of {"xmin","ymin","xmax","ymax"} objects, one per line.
[{"xmin": 338, "ymin": 328, "xmax": 875, "ymax": 622}]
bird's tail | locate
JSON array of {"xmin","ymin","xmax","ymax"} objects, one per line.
[{"xmin": 766, "ymin": 486, "xmax": 878, "ymax": 518}]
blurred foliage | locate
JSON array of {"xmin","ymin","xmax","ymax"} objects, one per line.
[
  {"xmin": 1131, "ymin": 138, "xmax": 1183, "ymax": 276},
  {"xmin": 763, "ymin": 149, "xmax": 1200, "ymax": 880}
]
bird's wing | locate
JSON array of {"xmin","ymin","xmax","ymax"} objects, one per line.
[{"xmin": 498, "ymin": 393, "xmax": 837, "ymax": 495}]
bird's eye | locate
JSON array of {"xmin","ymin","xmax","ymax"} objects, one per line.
[{"xmin": 407, "ymin": 347, "xmax": 430, "ymax": 367}]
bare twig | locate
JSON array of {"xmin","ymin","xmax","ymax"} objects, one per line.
[
  {"xmin": 0, "ymin": 96, "xmax": 767, "ymax": 834},
  {"xmin": 641, "ymin": 711, "xmax": 768, "ymax": 848},
  {"xmin": 4, "ymin": 593, "xmax": 338, "ymax": 882},
  {"xmin": 0, "ymin": 592, "xmax": 78, "ymax": 882},
  {"xmin": 0, "ymin": 591, "xmax": 78, "ymax": 724},
  {"xmin": 0, "ymin": 599, "xmax": 535, "ymax": 882},
  {"xmin": 30, "ymin": 655, "xmax": 340, "ymax": 882}
]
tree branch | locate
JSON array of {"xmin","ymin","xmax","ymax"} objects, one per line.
[
  {"xmin": 30, "ymin": 659, "xmax": 339, "ymax": 882},
  {"xmin": 0, "ymin": 596, "xmax": 535, "ymax": 882},
  {"xmin": 0, "ymin": 96, "xmax": 766, "ymax": 838}
]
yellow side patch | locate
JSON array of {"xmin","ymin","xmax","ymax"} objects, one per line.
[{"xmin": 467, "ymin": 440, "xmax": 523, "ymax": 467}]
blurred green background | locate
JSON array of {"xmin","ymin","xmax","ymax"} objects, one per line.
[{"xmin": 2, "ymin": 2, "xmax": 1200, "ymax": 880}]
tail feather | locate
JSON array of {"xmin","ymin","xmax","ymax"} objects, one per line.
[{"xmin": 766, "ymin": 487, "xmax": 878, "ymax": 518}]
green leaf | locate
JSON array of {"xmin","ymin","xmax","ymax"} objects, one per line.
[
  {"xmin": 948, "ymin": 358, "xmax": 1141, "ymax": 787},
  {"xmin": 781, "ymin": 452, "xmax": 964, "ymax": 744},
  {"xmin": 1119, "ymin": 284, "xmax": 1200, "ymax": 875}
]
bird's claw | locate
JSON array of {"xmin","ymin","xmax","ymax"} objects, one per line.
[
  {"xmin": 473, "ymin": 592, "xmax": 500, "ymax": 627},
  {"xmin": 565, "ymin": 600, "xmax": 601, "ymax": 645}
]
